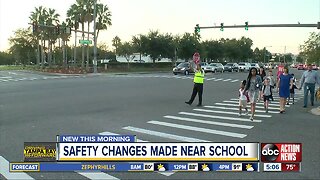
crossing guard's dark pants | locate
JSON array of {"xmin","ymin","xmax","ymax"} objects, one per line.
[{"xmin": 188, "ymin": 83, "xmax": 203, "ymax": 105}]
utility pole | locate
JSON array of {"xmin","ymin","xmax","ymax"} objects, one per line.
[{"xmin": 93, "ymin": 0, "xmax": 98, "ymax": 73}]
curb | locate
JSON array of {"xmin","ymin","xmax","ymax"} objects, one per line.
[{"xmin": 310, "ymin": 106, "xmax": 320, "ymax": 116}]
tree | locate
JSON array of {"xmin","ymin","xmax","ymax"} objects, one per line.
[
  {"xmin": 0, "ymin": 51, "xmax": 14, "ymax": 65},
  {"xmin": 8, "ymin": 28, "xmax": 38, "ymax": 65},
  {"xmin": 178, "ymin": 33, "xmax": 200, "ymax": 61},
  {"xmin": 29, "ymin": 6, "xmax": 47, "ymax": 67},
  {"xmin": 112, "ymin": 36, "xmax": 121, "ymax": 55},
  {"xmin": 67, "ymin": 4, "xmax": 81, "ymax": 66},
  {"xmin": 96, "ymin": 3, "xmax": 112, "ymax": 39},
  {"xmin": 300, "ymin": 32, "xmax": 320, "ymax": 65},
  {"xmin": 117, "ymin": 42, "xmax": 135, "ymax": 69},
  {"xmin": 45, "ymin": 8, "xmax": 60, "ymax": 67}
]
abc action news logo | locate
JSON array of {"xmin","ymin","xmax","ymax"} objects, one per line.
[{"xmin": 261, "ymin": 143, "xmax": 302, "ymax": 162}]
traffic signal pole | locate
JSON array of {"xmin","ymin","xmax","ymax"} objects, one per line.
[{"xmin": 197, "ymin": 23, "xmax": 319, "ymax": 30}]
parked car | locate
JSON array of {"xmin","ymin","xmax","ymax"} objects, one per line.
[
  {"xmin": 200, "ymin": 62, "xmax": 209, "ymax": 71},
  {"xmin": 203, "ymin": 63, "xmax": 224, "ymax": 73},
  {"xmin": 312, "ymin": 64, "xmax": 318, "ymax": 70},
  {"xmin": 238, "ymin": 62, "xmax": 251, "ymax": 72},
  {"xmin": 224, "ymin": 63, "xmax": 239, "ymax": 72},
  {"xmin": 173, "ymin": 62, "xmax": 194, "ymax": 75},
  {"xmin": 297, "ymin": 64, "xmax": 304, "ymax": 70},
  {"xmin": 251, "ymin": 63, "xmax": 260, "ymax": 69}
]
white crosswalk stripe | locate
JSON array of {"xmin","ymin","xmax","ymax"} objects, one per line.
[
  {"xmin": 0, "ymin": 156, "xmax": 34, "ymax": 179},
  {"xmin": 215, "ymin": 102, "xmax": 280, "ymax": 110},
  {"xmin": 163, "ymin": 115, "xmax": 254, "ymax": 129},
  {"xmin": 224, "ymin": 100, "xmax": 288, "ymax": 107},
  {"xmin": 193, "ymin": 108, "xmax": 272, "ymax": 118},
  {"xmin": 203, "ymin": 105, "xmax": 279, "ymax": 114},
  {"xmin": 178, "ymin": 112, "xmax": 262, "ymax": 122},
  {"xmin": 0, "ymin": 75, "xmax": 85, "ymax": 83},
  {"xmin": 123, "ymin": 126, "xmax": 210, "ymax": 142},
  {"xmin": 148, "ymin": 120, "xmax": 247, "ymax": 138}
]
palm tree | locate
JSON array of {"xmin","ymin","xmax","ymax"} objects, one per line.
[
  {"xmin": 45, "ymin": 8, "xmax": 60, "ymax": 67},
  {"xmin": 84, "ymin": 0, "xmax": 94, "ymax": 71},
  {"xmin": 29, "ymin": 6, "xmax": 47, "ymax": 67},
  {"xmin": 112, "ymin": 36, "xmax": 121, "ymax": 55},
  {"xmin": 67, "ymin": 4, "xmax": 81, "ymax": 66},
  {"xmin": 73, "ymin": 0, "xmax": 87, "ymax": 69},
  {"xmin": 96, "ymin": 3, "xmax": 112, "ymax": 40}
]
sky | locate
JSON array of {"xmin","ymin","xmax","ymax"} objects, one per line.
[{"xmin": 0, "ymin": 0, "xmax": 319, "ymax": 55}]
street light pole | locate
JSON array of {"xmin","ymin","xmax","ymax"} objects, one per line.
[
  {"xmin": 264, "ymin": 46, "xmax": 272, "ymax": 64},
  {"xmin": 93, "ymin": 0, "xmax": 98, "ymax": 73}
]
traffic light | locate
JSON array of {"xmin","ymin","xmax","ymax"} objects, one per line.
[
  {"xmin": 194, "ymin": 24, "xmax": 200, "ymax": 33},
  {"xmin": 32, "ymin": 22, "xmax": 38, "ymax": 34},
  {"xmin": 245, "ymin": 21, "xmax": 248, "ymax": 30},
  {"xmin": 220, "ymin": 23, "xmax": 224, "ymax": 31}
]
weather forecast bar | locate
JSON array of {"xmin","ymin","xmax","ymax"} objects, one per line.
[{"xmin": 9, "ymin": 162, "xmax": 259, "ymax": 172}]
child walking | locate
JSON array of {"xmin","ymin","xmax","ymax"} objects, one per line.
[
  {"xmin": 287, "ymin": 73, "xmax": 297, "ymax": 105},
  {"xmin": 265, "ymin": 70, "xmax": 276, "ymax": 101},
  {"xmin": 262, "ymin": 78, "xmax": 273, "ymax": 113},
  {"xmin": 239, "ymin": 80, "xmax": 249, "ymax": 116}
]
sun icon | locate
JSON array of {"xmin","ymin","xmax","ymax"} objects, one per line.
[
  {"xmin": 202, "ymin": 164, "xmax": 208, "ymax": 170},
  {"xmin": 246, "ymin": 164, "xmax": 252, "ymax": 170},
  {"xmin": 157, "ymin": 164, "xmax": 164, "ymax": 170}
]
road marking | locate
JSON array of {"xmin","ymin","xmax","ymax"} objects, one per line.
[
  {"xmin": 223, "ymin": 79, "xmax": 232, "ymax": 81},
  {"xmin": 8, "ymin": 72, "xmax": 17, "ymax": 75},
  {"xmin": 0, "ymin": 156, "xmax": 34, "ymax": 179},
  {"xmin": 99, "ymin": 131, "xmax": 173, "ymax": 176},
  {"xmin": 215, "ymin": 103, "xmax": 279, "ymax": 110},
  {"xmin": 164, "ymin": 115, "xmax": 254, "ymax": 129},
  {"xmin": 206, "ymin": 78, "xmax": 216, "ymax": 80},
  {"xmin": 29, "ymin": 78, "xmax": 38, "ymax": 80},
  {"xmin": 231, "ymin": 80, "xmax": 239, "ymax": 82},
  {"xmin": 123, "ymin": 126, "xmax": 210, "ymax": 142},
  {"xmin": 77, "ymin": 172, "xmax": 119, "ymax": 180},
  {"xmin": 148, "ymin": 121, "xmax": 247, "ymax": 138},
  {"xmin": 18, "ymin": 78, "xmax": 27, "ymax": 81},
  {"xmin": 203, "ymin": 105, "xmax": 279, "ymax": 114},
  {"xmin": 214, "ymin": 78, "xmax": 223, "ymax": 81},
  {"xmin": 0, "ymin": 76, "xmax": 12, "ymax": 79},
  {"xmin": 178, "ymin": 112, "xmax": 262, "ymax": 122},
  {"xmin": 193, "ymin": 108, "xmax": 272, "ymax": 118},
  {"xmin": 0, "ymin": 79, "xmax": 9, "ymax": 82},
  {"xmin": 42, "ymin": 77, "xmax": 48, "ymax": 80},
  {"xmin": 224, "ymin": 100, "xmax": 286, "ymax": 107}
]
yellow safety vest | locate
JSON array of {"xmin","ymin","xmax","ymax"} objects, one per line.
[{"xmin": 194, "ymin": 70, "xmax": 204, "ymax": 84}]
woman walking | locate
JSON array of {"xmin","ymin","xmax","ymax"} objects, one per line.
[
  {"xmin": 277, "ymin": 67, "xmax": 293, "ymax": 113},
  {"xmin": 245, "ymin": 67, "xmax": 263, "ymax": 120}
]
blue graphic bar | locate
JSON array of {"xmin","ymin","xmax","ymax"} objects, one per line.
[
  {"xmin": 9, "ymin": 162, "xmax": 259, "ymax": 172},
  {"xmin": 58, "ymin": 135, "xmax": 136, "ymax": 142}
]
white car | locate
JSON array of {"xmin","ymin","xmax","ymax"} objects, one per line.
[{"xmin": 238, "ymin": 62, "xmax": 251, "ymax": 72}]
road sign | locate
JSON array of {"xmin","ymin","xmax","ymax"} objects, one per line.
[{"xmin": 79, "ymin": 40, "xmax": 92, "ymax": 44}]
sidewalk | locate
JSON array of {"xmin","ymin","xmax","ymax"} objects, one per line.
[{"xmin": 311, "ymin": 106, "xmax": 320, "ymax": 116}]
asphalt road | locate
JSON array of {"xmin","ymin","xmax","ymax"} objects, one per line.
[{"xmin": 0, "ymin": 69, "xmax": 319, "ymax": 179}]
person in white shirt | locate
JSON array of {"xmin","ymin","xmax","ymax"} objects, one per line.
[{"xmin": 239, "ymin": 80, "xmax": 249, "ymax": 116}]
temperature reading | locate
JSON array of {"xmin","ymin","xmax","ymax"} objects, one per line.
[
  {"xmin": 281, "ymin": 163, "xmax": 300, "ymax": 172},
  {"xmin": 233, "ymin": 164, "xmax": 240, "ymax": 170},
  {"xmin": 286, "ymin": 164, "xmax": 295, "ymax": 170}
]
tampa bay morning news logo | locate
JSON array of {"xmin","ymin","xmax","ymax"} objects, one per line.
[{"xmin": 261, "ymin": 143, "xmax": 302, "ymax": 162}]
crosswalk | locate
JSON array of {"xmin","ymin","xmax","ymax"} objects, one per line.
[
  {"xmin": 0, "ymin": 91, "xmax": 304, "ymax": 179},
  {"xmin": 108, "ymin": 74, "xmax": 240, "ymax": 82},
  {"xmin": 0, "ymin": 75, "xmax": 87, "ymax": 83}
]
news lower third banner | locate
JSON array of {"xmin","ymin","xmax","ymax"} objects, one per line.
[
  {"xmin": 57, "ymin": 142, "xmax": 259, "ymax": 161},
  {"xmin": 9, "ymin": 162, "xmax": 260, "ymax": 172}
]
